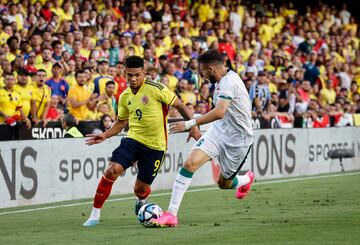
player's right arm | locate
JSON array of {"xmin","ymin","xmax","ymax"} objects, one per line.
[{"xmin": 86, "ymin": 119, "xmax": 128, "ymax": 145}]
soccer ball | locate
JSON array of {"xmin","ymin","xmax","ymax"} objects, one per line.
[{"xmin": 137, "ymin": 203, "xmax": 163, "ymax": 227}]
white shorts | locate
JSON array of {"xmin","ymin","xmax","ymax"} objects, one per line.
[{"xmin": 192, "ymin": 125, "xmax": 252, "ymax": 179}]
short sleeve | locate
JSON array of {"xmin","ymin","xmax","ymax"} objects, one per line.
[
  {"xmin": 45, "ymin": 86, "xmax": 51, "ymax": 103},
  {"xmin": 155, "ymin": 84, "xmax": 177, "ymax": 106},
  {"xmin": 117, "ymin": 92, "xmax": 129, "ymax": 120},
  {"xmin": 218, "ymin": 76, "xmax": 236, "ymax": 100}
]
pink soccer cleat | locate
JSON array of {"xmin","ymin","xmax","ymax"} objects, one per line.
[
  {"xmin": 150, "ymin": 212, "xmax": 178, "ymax": 227},
  {"xmin": 236, "ymin": 171, "xmax": 255, "ymax": 199}
]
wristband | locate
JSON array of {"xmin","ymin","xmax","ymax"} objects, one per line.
[{"xmin": 184, "ymin": 119, "xmax": 197, "ymax": 130}]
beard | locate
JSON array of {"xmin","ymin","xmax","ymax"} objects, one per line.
[{"xmin": 208, "ymin": 74, "xmax": 217, "ymax": 84}]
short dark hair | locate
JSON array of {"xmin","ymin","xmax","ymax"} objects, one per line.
[
  {"xmin": 75, "ymin": 69, "xmax": 86, "ymax": 78},
  {"xmin": 7, "ymin": 35, "xmax": 18, "ymax": 46},
  {"xmin": 36, "ymin": 69, "xmax": 46, "ymax": 75},
  {"xmin": 51, "ymin": 40, "xmax": 62, "ymax": 49},
  {"xmin": 17, "ymin": 68, "xmax": 28, "ymax": 76},
  {"xmin": 63, "ymin": 113, "xmax": 77, "ymax": 127},
  {"xmin": 3, "ymin": 72, "xmax": 15, "ymax": 77},
  {"xmin": 125, "ymin": 56, "xmax": 144, "ymax": 68},
  {"xmin": 105, "ymin": 80, "xmax": 115, "ymax": 86},
  {"xmin": 197, "ymin": 50, "xmax": 223, "ymax": 65}
]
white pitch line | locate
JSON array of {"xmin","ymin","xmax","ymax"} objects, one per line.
[{"xmin": 0, "ymin": 171, "xmax": 359, "ymax": 216}]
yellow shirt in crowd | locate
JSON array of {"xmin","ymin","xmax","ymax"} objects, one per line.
[
  {"xmin": 165, "ymin": 74, "xmax": 178, "ymax": 93},
  {"xmin": 68, "ymin": 83, "xmax": 92, "ymax": 120},
  {"xmin": 31, "ymin": 84, "xmax": 51, "ymax": 118},
  {"xmin": 14, "ymin": 83, "xmax": 32, "ymax": 117},
  {"xmin": 0, "ymin": 88, "xmax": 22, "ymax": 123},
  {"xmin": 36, "ymin": 62, "xmax": 53, "ymax": 78}
]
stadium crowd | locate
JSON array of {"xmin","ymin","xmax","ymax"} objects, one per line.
[{"xmin": 0, "ymin": 0, "xmax": 359, "ymax": 137}]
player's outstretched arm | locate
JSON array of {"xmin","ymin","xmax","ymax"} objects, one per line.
[
  {"xmin": 86, "ymin": 119, "xmax": 128, "ymax": 145},
  {"xmin": 171, "ymin": 98, "xmax": 201, "ymax": 141},
  {"xmin": 170, "ymin": 99, "xmax": 230, "ymax": 134}
]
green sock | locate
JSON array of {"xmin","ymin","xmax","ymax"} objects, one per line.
[
  {"xmin": 230, "ymin": 177, "xmax": 238, "ymax": 189},
  {"xmin": 179, "ymin": 167, "xmax": 194, "ymax": 178}
]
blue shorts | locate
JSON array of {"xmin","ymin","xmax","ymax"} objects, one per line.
[{"xmin": 110, "ymin": 137, "xmax": 165, "ymax": 184}]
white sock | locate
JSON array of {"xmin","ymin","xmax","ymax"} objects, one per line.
[
  {"xmin": 89, "ymin": 207, "xmax": 101, "ymax": 220},
  {"xmin": 136, "ymin": 196, "xmax": 148, "ymax": 202},
  {"xmin": 168, "ymin": 168, "xmax": 193, "ymax": 216},
  {"xmin": 234, "ymin": 175, "xmax": 251, "ymax": 188}
]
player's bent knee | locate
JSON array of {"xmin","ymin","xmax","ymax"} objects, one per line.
[
  {"xmin": 183, "ymin": 159, "xmax": 200, "ymax": 173},
  {"xmin": 134, "ymin": 186, "xmax": 146, "ymax": 196},
  {"xmin": 104, "ymin": 163, "xmax": 124, "ymax": 180}
]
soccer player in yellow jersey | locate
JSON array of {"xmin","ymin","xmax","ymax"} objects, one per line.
[{"xmin": 83, "ymin": 56, "xmax": 201, "ymax": 227}]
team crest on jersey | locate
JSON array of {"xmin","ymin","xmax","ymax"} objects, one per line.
[{"xmin": 141, "ymin": 95, "xmax": 149, "ymax": 105}]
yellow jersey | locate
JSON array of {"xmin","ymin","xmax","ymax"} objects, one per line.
[
  {"xmin": 0, "ymin": 88, "xmax": 22, "ymax": 123},
  {"xmin": 0, "ymin": 31, "xmax": 9, "ymax": 46},
  {"xmin": 68, "ymin": 83, "xmax": 92, "ymax": 120},
  {"xmin": 36, "ymin": 62, "xmax": 53, "ymax": 78},
  {"xmin": 165, "ymin": 74, "xmax": 178, "ymax": 92},
  {"xmin": 31, "ymin": 84, "xmax": 51, "ymax": 118},
  {"xmin": 118, "ymin": 80, "xmax": 176, "ymax": 151},
  {"xmin": 14, "ymin": 83, "xmax": 33, "ymax": 117}
]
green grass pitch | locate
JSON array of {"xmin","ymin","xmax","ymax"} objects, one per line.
[{"xmin": 0, "ymin": 172, "xmax": 359, "ymax": 245}]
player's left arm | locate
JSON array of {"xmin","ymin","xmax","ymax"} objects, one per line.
[
  {"xmin": 170, "ymin": 98, "xmax": 230, "ymax": 133},
  {"xmin": 194, "ymin": 98, "xmax": 230, "ymax": 125}
]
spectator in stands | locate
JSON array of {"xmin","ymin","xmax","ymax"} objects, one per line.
[
  {"xmin": 46, "ymin": 63, "xmax": 69, "ymax": 108},
  {"xmin": 194, "ymin": 101, "xmax": 207, "ymax": 117},
  {"xmin": 98, "ymin": 80, "xmax": 117, "ymax": 120},
  {"xmin": 93, "ymin": 58, "xmax": 113, "ymax": 95},
  {"xmin": 348, "ymin": 81, "xmax": 359, "ymax": 103},
  {"xmin": 303, "ymin": 51, "xmax": 320, "ymax": 86},
  {"xmin": 335, "ymin": 103, "xmax": 353, "ymax": 127},
  {"xmin": 168, "ymin": 106, "xmax": 181, "ymax": 120},
  {"xmin": 295, "ymin": 80, "xmax": 312, "ymax": 113},
  {"xmin": 36, "ymin": 48, "xmax": 54, "ymax": 78},
  {"xmin": 183, "ymin": 58, "xmax": 201, "ymax": 90},
  {"xmin": 62, "ymin": 113, "xmax": 83, "ymax": 138},
  {"xmin": 68, "ymin": 69, "xmax": 97, "ymax": 121},
  {"xmin": 263, "ymin": 103, "xmax": 294, "ymax": 128},
  {"xmin": 179, "ymin": 79, "xmax": 196, "ymax": 106},
  {"xmin": 310, "ymin": 108, "xmax": 330, "ymax": 128},
  {"xmin": 13, "ymin": 68, "xmax": 32, "ymax": 118},
  {"xmin": 112, "ymin": 62, "xmax": 127, "ymax": 100},
  {"xmin": 31, "ymin": 69, "xmax": 51, "ymax": 127},
  {"xmin": 46, "ymin": 95, "xmax": 63, "ymax": 122},
  {"xmin": 249, "ymin": 71, "xmax": 271, "ymax": 115},
  {"xmin": 319, "ymin": 80, "xmax": 336, "ymax": 108},
  {"xmin": 24, "ymin": 51, "xmax": 37, "ymax": 74},
  {"xmin": 92, "ymin": 114, "xmax": 113, "ymax": 134},
  {"xmin": 164, "ymin": 62, "xmax": 178, "ymax": 92},
  {"xmin": 0, "ymin": 72, "xmax": 31, "ymax": 130},
  {"xmin": 198, "ymin": 82, "xmax": 212, "ymax": 112}
]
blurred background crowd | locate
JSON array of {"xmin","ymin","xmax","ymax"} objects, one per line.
[{"xmin": 0, "ymin": 0, "xmax": 359, "ymax": 137}]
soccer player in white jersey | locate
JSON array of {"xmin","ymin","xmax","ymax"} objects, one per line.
[{"xmin": 151, "ymin": 50, "xmax": 254, "ymax": 227}]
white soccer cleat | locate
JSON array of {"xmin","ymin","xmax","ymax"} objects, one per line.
[{"xmin": 82, "ymin": 218, "xmax": 100, "ymax": 227}]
